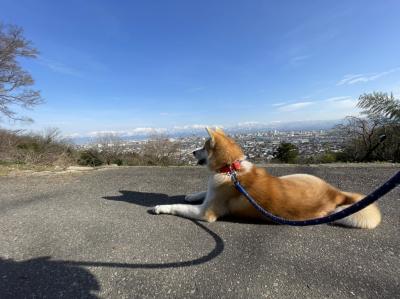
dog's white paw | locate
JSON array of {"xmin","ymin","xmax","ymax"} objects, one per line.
[{"xmin": 152, "ymin": 205, "xmax": 171, "ymax": 215}]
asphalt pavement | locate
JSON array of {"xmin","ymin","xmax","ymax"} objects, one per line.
[{"xmin": 0, "ymin": 165, "xmax": 399, "ymax": 298}]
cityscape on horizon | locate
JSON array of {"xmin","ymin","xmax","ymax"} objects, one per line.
[{"xmin": 78, "ymin": 127, "xmax": 345, "ymax": 165}]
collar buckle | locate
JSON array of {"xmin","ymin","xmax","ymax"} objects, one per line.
[{"xmin": 228, "ymin": 167, "xmax": 239, "ymax": 184}]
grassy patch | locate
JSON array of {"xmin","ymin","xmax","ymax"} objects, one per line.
[{"xmin": 0, "ymin": 163, "xmax": 57, "ymax": 176}]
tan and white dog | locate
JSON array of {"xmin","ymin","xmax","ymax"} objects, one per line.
[{"xmin": 153, "ymin": 128, "xmax": 381, "ymax": 229}]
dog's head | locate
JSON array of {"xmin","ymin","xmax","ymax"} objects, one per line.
[{"xmin": 193, "ymin": 127, "xmax": 244, "ymax": 172}]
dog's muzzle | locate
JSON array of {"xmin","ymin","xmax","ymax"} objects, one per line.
[
  {"xmin": 193, "ymin": 149, "xmax": 207, "ymax": 165},
  {"xmin": 197, "ymin": 158, "xmax": 207, "ymax": 165}
]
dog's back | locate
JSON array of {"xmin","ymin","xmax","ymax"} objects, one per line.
[{"xmin": 226, "ymin": 164, "xmax": 381, "ymax": 228}]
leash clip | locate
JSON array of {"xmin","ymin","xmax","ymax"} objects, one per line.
[{"xmin": 228, "ymin": 167, "xmax": 239, "ymax": 185}]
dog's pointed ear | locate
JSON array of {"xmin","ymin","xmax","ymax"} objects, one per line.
[
  {"xmin": 215, "ymin": 127, "xmax": 225, "ymax": 135},
  {"xmin": 205, "ymin": 127, "xmax": 214, "ymax": 138},
  {"xmin": 205, "ymin": 127, "xmax": 215, "ymax": 146}
]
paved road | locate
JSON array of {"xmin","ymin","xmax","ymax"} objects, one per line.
[{"xmin": 0, "ymin": 166, "xmax": 399, "ymax": 298}]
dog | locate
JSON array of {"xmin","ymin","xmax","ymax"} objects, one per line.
[{"xmin": 152, "ymin": 127, "xmax": 381, "ymax": 229}]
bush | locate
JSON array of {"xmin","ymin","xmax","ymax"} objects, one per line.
[
  {"xmin": 112, "ymin": 158, "xmax": 123, "ymax": 166},
  {"xmin": 275, "ymin": 142, "xmax": 299, "ymax": 163},
  {"xmin": 319, "ymin": 152, "xmax": 337, "ymax": 163},
  {"xmin": 331, "ymin": 151, "xmax": 350, "ymax": 162},
  {"xmin": 93, "ymin": 133, "xmax": 124, "ymax": 165},
  {"xmin": 0, "ymin": 128, "xmax": 186, "ymax": 169},
  {"xmin": 117, "ymin": 152, "xmax": 142, "ymax": 166},
  {"xmin": 140, "ymin": 134, "xmax": 182, "ymax": 166},
  {"xmin": 77, "ymin": 150, "xmax": 103, "ymax": 167},
  {"xmin": 0, "ymin": 128, "xmax": 75, "ymax": 166}
]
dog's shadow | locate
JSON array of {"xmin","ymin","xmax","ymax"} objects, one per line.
[
  {"xmin": 103, "ymin": 190, "xmax": 185, "ymax": 208},
  {"xmin": 100, "ymin": 190, "xmax": 226, "ymax": 269},
  {"xmin": 103, "ymin": 190, "xmax": 272, "ymax": 225}
]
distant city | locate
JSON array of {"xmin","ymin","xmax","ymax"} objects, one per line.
[{"xmin": 77, "ymin": 128, "xmax": 345, "ymax": 165}]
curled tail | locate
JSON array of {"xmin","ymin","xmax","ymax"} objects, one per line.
[{"xmin": 333, "ymin": 192, "xmax": 382, "ymax": 229}]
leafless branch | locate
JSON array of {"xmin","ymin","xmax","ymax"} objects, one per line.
[{"xmin": 0, "ymin": 23, "xmax": 43, "ymax": 121}]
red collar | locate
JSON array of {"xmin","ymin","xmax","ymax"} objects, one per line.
[{"xmin": 218, "ymin": 160, "xmax": 241, "ymax": 174}]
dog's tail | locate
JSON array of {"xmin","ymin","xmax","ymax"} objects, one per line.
[{"xmin": 333, "ymin": 192, "xmax": 381, "ymax": 229}]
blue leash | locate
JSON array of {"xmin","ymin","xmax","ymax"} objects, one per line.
[{"xmin": 230, "ymin": 169, "xmax": 400, "ymax": 226}]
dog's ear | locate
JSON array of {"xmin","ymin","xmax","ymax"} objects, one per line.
[
  {"xmin": 215, "ymin": 127, "xmax": 225, "ymax": 135},
  {"xmin": 205, "ymin": 127, "xmax": 214, "ymax": 137},
  {"xmin": 205, "ymin": 127, "xmax": 215, "ymax": 146}
]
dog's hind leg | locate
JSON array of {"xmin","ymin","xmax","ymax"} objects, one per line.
[{"xmin": 185, "ymin": 191, "xmax": 207, "ymax": 202}]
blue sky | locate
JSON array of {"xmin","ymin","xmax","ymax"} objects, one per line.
[{"xmin": 1, "ymin": 0, "xmax": 400, "ymax": 136}]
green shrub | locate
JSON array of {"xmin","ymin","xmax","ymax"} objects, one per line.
[
  {"xmin": 334, "ymin": 151, "xmax": 353, "ymax": 162},
  {"xmin": 77, "ymin": 150, "xmax": 103, "ymax": 167},
  {"xmin": 275, "ymin": 142, "xmax": 299, "ymax": 163},
  {"xmin": 319, "ymin": 152, "xmax": 337, "ymax": 163},
  {"xmin": 112, "ymin": 158, "xmax": 123, "ymax": 166}
]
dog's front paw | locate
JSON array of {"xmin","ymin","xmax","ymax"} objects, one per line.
[
  {"xmin": 152, "ymin": 205, "xmax": 162, "ymax": 214},
  {"xmin": 152, "ymin": 205, "xmax": 171, "ymax": 215}
]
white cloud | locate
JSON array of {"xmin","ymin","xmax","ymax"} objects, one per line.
[
  {"xmin": 272, "ymin": 102, "xmax": 288, "ymax": 107},
  {"xmin": 271, "ymin": 95, "xmax": 359, "ymax": 120},
  {"xmin": 337, "ymin": 67, "xmax": 400, "ymax": 86},
  {"xmin": 324, "ymin": 96, "xmax": 352, "ymax": 102},
  {"xmin": 324, "ymin": 96, "xmax": 357, "ymax": 109},
  {"xmin": 278, "ymin": 101, "xmax": 313, "ymax": 112}
]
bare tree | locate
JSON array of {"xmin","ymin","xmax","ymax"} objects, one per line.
[
  {"xmin": 42, "ymin": 127, "xmax": 62, "ymax": 144},
  {"xmin": 0, "ymin": 128, "xmax": 21, "ymax": 160},
  {"xmin": 93, "ymin": 133, "xmax": 124, "ymax": 165},
  {"xmin": 142, "ymin": 134, "xmax": 182, "ymax": 165},
  {"xmin": 0, "ymin": 23, "xmax": 43, "ymax": 121},
  {"xmin": 335, "ymin": 116, "xmax": 386, "ymax": 161}
]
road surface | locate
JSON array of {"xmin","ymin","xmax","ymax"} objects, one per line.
[{"xmin": 0, "ymin": 165, "xmax": 399, "ymax": 298}]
